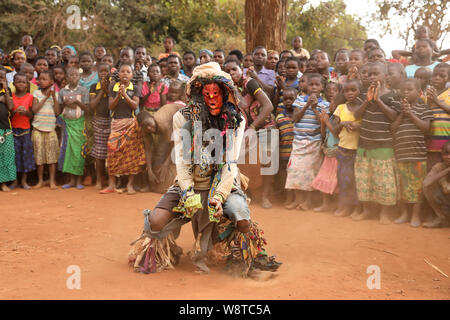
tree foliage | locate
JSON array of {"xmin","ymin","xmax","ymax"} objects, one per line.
[
  {"xmin": 287, "ymin": 0, "xmax": 367, "ymax": 55},
  {"xmin": 0, "ymin": 0, "xmax": 366, "ymax": 59},
  {"xmin": 374, "ymin": 0, "xmax": 449, "ymax": 49}
]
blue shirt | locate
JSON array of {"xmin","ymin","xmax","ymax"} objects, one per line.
[
  {"xmin": 405, "ymin": 61, "xmax": 439, "ymax": 78},
  {"xmin": 293, "ymin": 95, "xmax": 329, "ymax": 141}
]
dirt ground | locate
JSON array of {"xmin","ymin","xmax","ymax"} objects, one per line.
[{"xmin": 0, "ymin": 186, "xmax": 449, "ymax": 300}]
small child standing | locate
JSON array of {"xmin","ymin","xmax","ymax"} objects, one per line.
[
  {"xmin": 275, "ymin": 87, "xmax": 296, "ymax": 207},
  {"xmin": 0, "ymin": 69, "xmax": 16, "ymax": 191},
  {"xmin": 353, "ymin": 62, "xmax": 400, "ymax": 224},
  {"xmin": 89, "ymin": 63, "xmax": 111, "ymax": 190},
  {"xmin": 334, "ymin": 49, "xmax": 349, "ymax": 84},
  {"xmin": 32, "ymin": 70, "xmax": 60, "ymax": 189},
  {"xmin": 285, "ymin": 73, "xmax": 329, "ymax": 210},
  {"xmin": 140, "ymin": 63, "xmax": 168, "ymax": 115},
  {"xmin": 414, "ymin": 67, "xmax": 432, "ymax": 95},
  {"xmin": 11, "ymin": 73, "xmax": 36, "ymax": 189},
  {"xmin": 101, "ymin": 64, "xmax": 145, "ymax": 195},
  {"xmin": 426, "ymin": 63, "xmax": 450, "ymax": 169},
  {"xmin": 273, "ymin": 57, "xmax": 301, "ymax": 107},
  {"xmin": 391, "ymin": 79, "xmax": 433, "ymax": 227},
  {"xmin": 311, "ymin": 82, "xmax": 341, "ymax": 212},
  {"xmin": 58, "ymin": 67, "xmax": 89, "ymax": 189},
  {"xmin": 331, "ymin": 80, "xmax": 362, "ymax": 217}
]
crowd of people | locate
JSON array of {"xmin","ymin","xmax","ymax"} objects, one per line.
[{"xmin": 0, "ymin": 27, "xmax": 449, "ymax": 229}]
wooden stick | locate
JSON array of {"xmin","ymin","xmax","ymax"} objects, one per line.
[{"xmin": 424, "ymin": 258, "xmax": 448, "ymax": 278}]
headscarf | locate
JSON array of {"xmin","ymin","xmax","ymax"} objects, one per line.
[
  {"xmin": 62, "ymin": 45, "xmax": 77, "ymax": 56},
  {"xmin": 199, "ymin": 49, "xmax": 213, "ymax": 58},
  {"xmin": 10, "ymin": 49, "xmax": 27, "ymax": 61}
]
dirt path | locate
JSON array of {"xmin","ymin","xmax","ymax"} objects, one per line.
[{"xmin": 0, "ymin": 187, "xmax": 449, "ymax": 300}]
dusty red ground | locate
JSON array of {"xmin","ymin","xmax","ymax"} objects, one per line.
[{"xmin": 0, "ymin": 187, "xmax": 449, "ymax": 300}]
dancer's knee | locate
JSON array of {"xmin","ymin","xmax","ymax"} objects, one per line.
[{"xmin": 237, "ymin": 219, "xmax": 250, "ymax": 233}]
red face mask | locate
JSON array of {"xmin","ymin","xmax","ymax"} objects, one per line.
[{"xmin": 202, "ymin": 83, "xmax": 223, "ymax": 116}]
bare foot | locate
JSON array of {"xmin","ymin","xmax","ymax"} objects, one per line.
[
  {"xmin": 314, "ymin": 204, "xmax": 335, "ymax": 213},
  {"xmin": 352, "ymin": 210, "xmax": 373, "ymax": 221},
  {"xmin": 1, "ymin": 184, "xmax": 11, "ymax": 192},
  {"xmin": 95, "ymin": 182, "xmax": 102, "ymax": 190},
  {"xmin": 127, "ymin": 186, "xmax": 137, "ymax": 195},
  {"xmin": 379, "ymin": 212, "xmax": 392, "ymax": 225},
  {"xmin": 335, "ymin": 207, "xmax": 352, "ymax": 217},
  {"xmin": 410, "ymin": 215, "xmax": 421, "ymax": 228},
  {"xmin": 50, "ymin": 182, "xmax": 58, "ymax": 190},
  {"xmin": 394, "ymin": 213, "xmax": 410, "ymax": 224},
  {"xmin": 422, "ymin": 217, "xmax": 447, "ymax": 228},
  {"xmin": 299, "ymin": 201, "xmax": 313, "ymax": 211},
  {"xmin": 285, "ymin": 201, "xmax": 300, "ymax": 210},
  {"xmin": 261, "ymin": 197, "xmax": 272, "ymax": 209},
  {"xmin": 33, "ymin": 181, "xmax": 43, "ymax": 189}
]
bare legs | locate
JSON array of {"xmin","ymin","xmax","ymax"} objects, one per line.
[{"xmin": 33, "ymin": 164, "xmax": 57, "ymax": 189}]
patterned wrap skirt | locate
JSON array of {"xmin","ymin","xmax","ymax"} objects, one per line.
[
  {"xmin": 0, "ymin": 129, "xmax": 16, "ymax": 183},
  {"xmin": 396, "ymin": 161, "xmax": 427, "ymax": 203},
  {"xmin": 285, "ymin": 139, "xmax": 323, "ymax": 191},
  {"xmin": 355, "ymin": 147, "xmax": 398, "ymax": 206},
  {"xmin": 31, "ymin": 129, "xmax": 60, "ymax": 166},
  {"xmin": 91, "ymin": 116, "xmax": 111, "ymax": 160},
  {"xmin": 336, "ymin": 147, "xmax": 358, "ymax": 207},
  {"xmin": 106, "ymin": 118, "xmax": 146, "ymax": 176},
  {"xmin": 13, "ymin": 128, "xmax": 35, "ymax": 173}
]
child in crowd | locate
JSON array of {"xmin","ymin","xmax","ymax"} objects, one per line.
[
  {"xmin": 358, "ymin": 64, "xmax": 370, "ymax": 95},
  {"xmin": 33, "ymin": 57, "xmax": 49, "ymax": 85},
  {"xmin": 101, "ymin": 64, "xmax": 145, "ymax": 195},
  {"xmin": 386, "ymin": 62, "xmax": 406, "ymax": 94},
  {"xmin": 166, "ymin": 80, "xmax": 186, "ymax": 106},
  {"xmin": 347, "ymin": 49, "xmax": 365, "ymax": 80},
  {"xmin": 67, "ymin": 55, "xmax": 79, "ymax": 70},
  {"xmin": 45, "ymin": 48, "xmax": 59, "ymax": 68},
  {"xmin": 78, "ymin": 51, "xmax": 99, "ymax": 185},
  {"xmin": 275, "ymin": 59, "xmax": 286, "ymax": 78},
  {"xmin": 305, "ymin": 59, "xmax": 318, "ymax": 73},
  {"xmin": 275, "ymin": 87, "xmax": 296, "ymax": 207},
  {"xmin": 392, "ymin": 79, "xmax": 433, "ymax": 227},
  {"xmin": 0, "ymin": 69, "xmax": 16, "ymax": 191},
  {"xmin": 140, "ymin": 63, "xmax": 168, "ymax": 114},
  {"xmin": 422, "ymin": 141, "xmax": 450, "ymax": 227},
  {"xmin": 10, "ymin": 73, "xmax": 36, "ymax": 189},
  {"xmin": 89, "ymin": 63, "xmax": 111, "ymax": 190},
  {"xmin": 334, "ymin": 49, "xmax": 349, "ymax": 84},
  {"xmin": 243, "ymin": 54, "xmax": 254, "ymax": 69},
  {"xmin": 58, "ymin": 67, "xmax": 89, "ymax": 189},
  {"xmin": 52, "ymin": 65, "xmax": 66, "ymax": 92},
  {"xmin": 353, "ymin": 62, "xmax": 400, "ymax": 224},
  {"xmin": 426, "ymin": 63, "xmax": 450, "ymax": 168},
  {"xmin": 331, "ymin": 80, "xmax": 362, "ymax": 217},
  {"xmin": 79, "ymin": 52, "xmax": 99, "ymax": 90},
  {"xmin": 31, "ymin": 70, "xmax": 60, "ymax": 189},
  {"xmin": 368, "ymin": 48, "xmax": 386, "ymax": 63},
  {"xmin": 285, "ymin": 73, "xmax": 329, "ymax": 210},
  {"xmin": 101, "ymin": 54, "xmax": 116, "ymax": 73},
  {"xmin": 414, "ymin": 67, "xmax": 432, "ymax": 94},
  {"xmin": 312, "ymin": 82, "xmax": 340, "ymax": 212},
  {"xmin": 158, "ymin": 57, "xmax": 169, "ymax": 77},
  {"xmin": 181, "ymin": 51, "xmax": 196, "ymax": 78},
  {"xmin": 273, "ymin": 56, "xmax": 301, "ymax": 107},
  {"xmin": 9, "ymin": 63, "xmax": 38, "ymax": 94}
]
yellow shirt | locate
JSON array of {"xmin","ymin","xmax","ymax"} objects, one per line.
[
  {"xmin": 333, "ymin": 104, "xmax": 361, "ymax": 150},
  {"xmin": 9, "ymin": 81, "xmax": 38, "ymax": 94},
  {"xmin": 290, "ymin": 48, "xmax": 310, "ymax": 59}
]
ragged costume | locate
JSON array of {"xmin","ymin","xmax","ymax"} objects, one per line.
[{"xmin": 128, "ymin": 62, "xmax": 281, "ymax": 277}]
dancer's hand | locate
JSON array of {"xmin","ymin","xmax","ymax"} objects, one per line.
[{"xmin": 209, "ymin": 197, "xmax": 223, "ymax": 218}]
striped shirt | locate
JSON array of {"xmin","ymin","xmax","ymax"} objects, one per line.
[
  {"xmin": 32, "ymin": 89, "xmax": 58, "ymax": 132},
  {"xmin": 293, "ymin": 95, "xmax": 329, "ymax": 141},
  {"xmin": 359, "ymin": 92, "xmax": 400, "ymax": 149},
  {"xmin": 393, "ymin": 103, "xmax": 433, "ymax": 162},
  {"xmin": 275, "ymin": 106, "xmax": 295, "ymax": 160},
  {"xmin": 427, "ymin": 88, "xmax": 450, "ymax": 152}
]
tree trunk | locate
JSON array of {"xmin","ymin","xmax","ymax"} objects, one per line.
[{"xmin": 245, "ymin": 0, "xmax": 288, "ymax": 53}]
